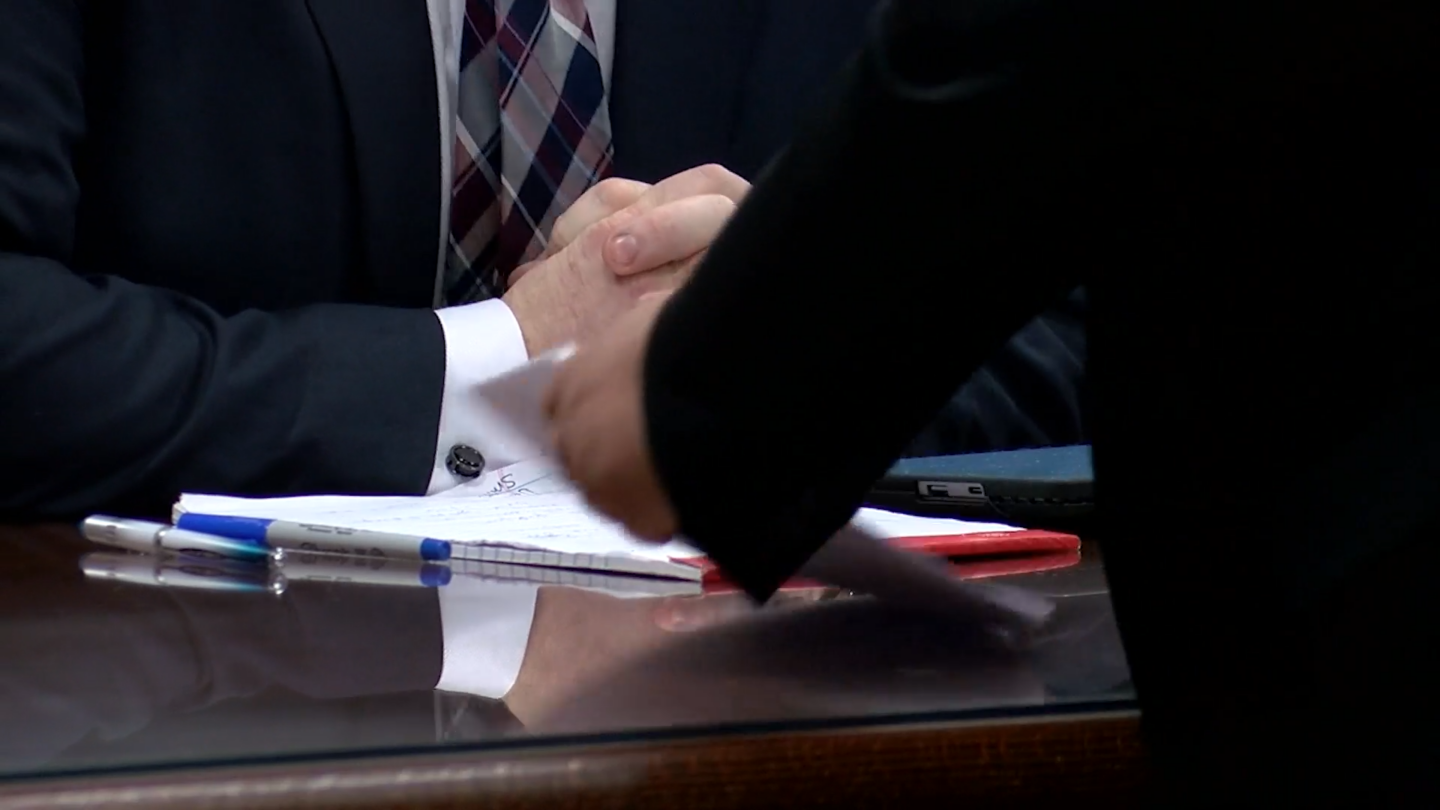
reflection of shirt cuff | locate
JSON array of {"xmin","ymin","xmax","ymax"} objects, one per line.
[
  {"xmin": 428, "ymin": 301, "xmax": 531, "ymax": 495},
  {"xmin": 436, "ymin": 579, "xmax": 540, "ymax": 699}
]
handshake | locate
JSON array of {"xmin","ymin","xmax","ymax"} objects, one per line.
[{"xmin": 501, "ymin": 164, "xmax": 749, "ymax": 355}]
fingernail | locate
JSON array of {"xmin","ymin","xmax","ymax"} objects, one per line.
[{"xmin": 609, "ymin": 233, "xmax": 638, "ymax": 267}]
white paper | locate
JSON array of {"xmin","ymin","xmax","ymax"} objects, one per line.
[
  {"xmin": 466, "ymin": 343, "xmax": 576, "ymax": 459},
  {"xmin": 851, "ymin": 508, "xmax": 1020, "ymax": 538}
]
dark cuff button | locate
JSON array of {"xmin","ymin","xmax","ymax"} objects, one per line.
[{"xmin": 445, "ymin": 444, "xmax": 485, "ymax": 479}]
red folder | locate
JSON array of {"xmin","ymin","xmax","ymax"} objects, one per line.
[{"xmin": 675, "ymin": 527, "xmax": 1081, "ymax": 592}]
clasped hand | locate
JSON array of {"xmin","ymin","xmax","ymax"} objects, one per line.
[{"xmin": 502, "ymin": 164, "xmax": 748, "ymax": 356}]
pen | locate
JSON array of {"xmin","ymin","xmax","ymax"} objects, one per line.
[
  {"xmin": 81, "ymin": 551, "xmax": 288, "ymax": 595},
  {"xmin": 82, "ymin": 515, "xmax": 281, "ymax": 564},
  {"xmin": 175, "ymin": 514, "xmax": 452, "ymax": 562},
  {"xmin": 275, "ymin": 550, "xmax": 452, "ymax": 588}
]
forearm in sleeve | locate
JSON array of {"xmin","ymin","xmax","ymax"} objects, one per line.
[
  {"xmin": 642, "ymin": 0, "xmax": 1120, "ymax": 598},
  {"xmin": 0, "ymin": 260, "xmax": 446, "ymax": 518}
]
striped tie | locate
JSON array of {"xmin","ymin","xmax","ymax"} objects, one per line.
[{"xmin": 444, "ymin": 0, "xmax": 614, "ymax": 305}]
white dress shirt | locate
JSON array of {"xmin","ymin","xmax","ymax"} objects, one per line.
[{"xmin": 424, "ymin": 0, "xmax": 617, "ymax": 700}]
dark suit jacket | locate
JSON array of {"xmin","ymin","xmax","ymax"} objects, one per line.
[
  {"xmin": 0, "ymin": 0, "xmax": 1082, "ymax": 520},
  {"xmin": 641, "ymin": 0, "xmax": 1438, "ymax": 798}
]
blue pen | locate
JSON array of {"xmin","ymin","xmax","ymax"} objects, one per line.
[
  {"xmin": 276, "ymin": 550, "xmax": 452, "ymax": 587},
  {"xmin": 175, "ymin": 514, "xmax": 452, "ymax": 562}
]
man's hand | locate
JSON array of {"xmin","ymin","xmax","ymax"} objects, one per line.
[
  {"xmin": 503, "ymin": 164, "xmax": 748, "ymax": 355},
  {"xmin": 502, "ymin": 586, "xmax": 838, "ymax": 725},
  {"xmin": 651, "ymin": 589, "xmax": 837, "ymax": 631},
  {"xmin": 501, "ymin": 586, "xmax": 671, "ymax": 725},
  {"xmin": 543, "ymin": 292, "xmax": 679, "ymax": 541}
]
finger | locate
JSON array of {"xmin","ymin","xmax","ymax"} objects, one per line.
[
  {"xmin": 579, "ymin": 464, "xmax": 676, "ymax": 544},
  {"xmin": 549, "ymin": 426, "xmax": 571, "ymax": 474},
  {"xmin": 623, "ymin": 164, "xmax": 750, "ymax": 215},
  {"xmin": 603, "ymin": 194, "xmax": 737, "ymax": 275},
  {"xmin": 612, "ymin": 259, "xmax": 692, "ymax": 303},
  {"xmin": 547, "ymin": 177, "xmax": 651, "ymax": 257},
  {"xmin": 624, "ymin": 517, "xmax": 675, "ymax": 544},
  {"xmin": 616, "ymin": 476, "xmax": 680, "ymax": 543}
]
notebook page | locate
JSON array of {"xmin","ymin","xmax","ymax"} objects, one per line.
[
  {"xmin": 180, "ymin": 488, "xmax": 698, "ymax": 559},
  {"xmin": 450, "ymin": 558, "xmax": 703, "ymax": 598}
]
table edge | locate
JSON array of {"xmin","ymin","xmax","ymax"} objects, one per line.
[{"xmin": 0, "ymin": 708, "xmax": 1147, "ymax": 809}]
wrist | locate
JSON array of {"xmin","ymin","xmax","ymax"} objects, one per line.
[{"xmin": 501, "ymin": 286, "xmax": 544, "ymax": 357}]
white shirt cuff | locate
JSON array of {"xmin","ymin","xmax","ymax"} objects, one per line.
[
  {"xmin": 428, "ymin": 300, "xmax": 531, "ymax": 494},
  {"xmin": 435, "ymin": 579, "xmax": 540, "ymax": 699}
]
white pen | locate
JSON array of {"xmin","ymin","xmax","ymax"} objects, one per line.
[
  {"xmin": 82, "ymin": 515, "xmax": 282, "ymax": 564},
  {"xmin": 81, "ymin": 551, "xmax": 288, "ymax": 595}
]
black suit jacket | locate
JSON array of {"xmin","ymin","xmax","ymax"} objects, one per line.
[
  {"xmin": 641, "ymin": 0, "xmax": 1438, "ymax": 797},
  {"xmin": 0, "ymin": 0, "xmax": 1081, "ymax": 520}
]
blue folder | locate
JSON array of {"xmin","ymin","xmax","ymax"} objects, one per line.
[{"xmin": 865, "ymin": 444, "xmax": 1094, "ymax": 531}]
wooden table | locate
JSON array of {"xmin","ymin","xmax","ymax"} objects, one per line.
[{"xmin": 0, "ymin": 525, "xmax": 1147, "ymax": 808}]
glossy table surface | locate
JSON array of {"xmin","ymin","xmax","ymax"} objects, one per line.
[{"xmin": 0, "ymin": 523, "xmax": 1138, "ymax": 807}]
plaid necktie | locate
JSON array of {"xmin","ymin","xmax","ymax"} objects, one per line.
[{"xmin": 443, "ymin": 0, "xmax": 615, "ymax": 305}]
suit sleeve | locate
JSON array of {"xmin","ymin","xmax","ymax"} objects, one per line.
[
  {"xmin": 642, "ymin": 0, "xmax": 1121, "ymax": 599},
  {"xmin": 0, "ymin": 2, "xmax": 443, "ymax": 518},
  {"xmin": 904, "ymin": 286, "xmax": 1087, "ymax": 457}
]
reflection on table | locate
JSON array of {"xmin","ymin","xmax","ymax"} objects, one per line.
[{"xmin": 0, "ymin": 523, "xmax": 1130, "ymax": 779}]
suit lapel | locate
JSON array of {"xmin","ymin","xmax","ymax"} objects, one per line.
[
  {"xmin": 608, "ymin": 0, "xmax": 765, "ymax": 182},
  {"xmin": 305, "ymin": 0, "xmax": 440, "ymax": 306}
]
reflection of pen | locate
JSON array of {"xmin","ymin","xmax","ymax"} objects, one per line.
[
  {"xmin": 82, "ymin": 515, "xmax": 280, "ymax": 563},
  {"xmin": 276, "ymin": 551, "xmax": 452, "ymax": 588},
  {"xmin": 81, "ymin": 551, "xmax": 288, "ymax": 595},
  {"xmin": 175, "ymin": 514, "xmax": 452, "ymax": 562}
]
